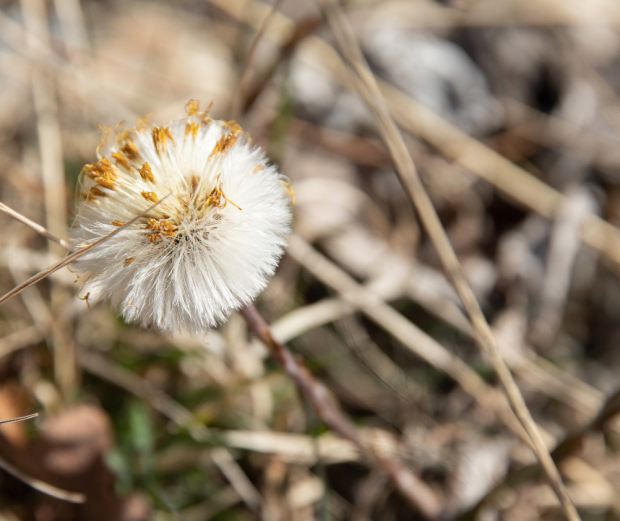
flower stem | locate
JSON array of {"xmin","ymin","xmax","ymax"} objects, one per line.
[{"xmin": 239, "ymin": 303, "xmax": 445, "ymax": 521}]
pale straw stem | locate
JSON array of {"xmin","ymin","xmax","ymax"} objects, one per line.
[{"xmin": 316, "ymin": 1, "xmax": 580, "ymax": 520}]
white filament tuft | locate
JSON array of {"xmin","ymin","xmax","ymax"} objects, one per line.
[{"xmin": 70, "ymin": 101, "xmax": 292, "ymax": 333}]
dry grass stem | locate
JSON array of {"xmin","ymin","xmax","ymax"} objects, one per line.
[
  {"xmin": 0, "ymin": 203, "xmax": 70, "ymax": 250},
  {"xmin": 0, "ymin": 455, "xmax": 85, "ymax": 504},
  {"xmin": 317, "ymin": 1, "xmax": 580, "ymax": 520},
  {"xmin": 276, "ymin": 243, "xmax": 619, "ymax": 441},
  {"xmin": 21, "ymin": 0, "xmax": 67, "ymax": 254},
  {"xmin": 0, "ymin": 413, "xmax": 38, "ymax": 425}
]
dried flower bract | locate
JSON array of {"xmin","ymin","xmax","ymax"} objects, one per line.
[{"xmin": 70, "ymin": 101, "xmax": 292, "ymax": 333}]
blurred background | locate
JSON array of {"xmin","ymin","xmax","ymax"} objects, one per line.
[{"xmin": 1, "ymin": 0, "xmax": 620, "ymax": 519}]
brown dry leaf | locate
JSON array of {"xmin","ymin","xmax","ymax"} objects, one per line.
[{"xmin": 0, "ymin": 404, "xmax": 149, "ymax": 521}]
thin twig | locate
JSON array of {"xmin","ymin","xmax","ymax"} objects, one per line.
[
  {"xmin": 239, "ymin": 303, "xmax": 444, "ymax": 520},
  {"xmin": 0, "ymin": 413, "xmax": 38, "ymax": 425},
  {"xmin": 0, "ymin": 194, "xmax": 171, "ymax": 307},
  {"xmin": 0, "ymin": 202, "xmax": 70, "ymax": 249},
  {"xmin": 229, "ymin": 0, "xmax": 285, "ymax": 120},
  {"xmin": 316, "ymin": 1, "xmax": 580, "ymax": 520},
  {"xmin": 0, "ymin": 455, "xmax": 85, "ymax": 503}
]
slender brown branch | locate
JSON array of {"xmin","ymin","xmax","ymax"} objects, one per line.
[
  {"xmin": 229, "ymin": 0, "xmax": 284, "ymax": 120},
  {"xmin": 239, "ymin": 303, "xmax": 444, "ymax": 520},
  {"xmin": 316, "ymin": 1, "xmax": 580, "ymax": 520},
  {"xmin": 241, "ymin": 16, "xmax": 321, "ymax": 115}
]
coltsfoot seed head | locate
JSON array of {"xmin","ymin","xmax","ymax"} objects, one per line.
[{"xmin": 70, "ymin": 100, "xmax": 292, "ymax": 333}]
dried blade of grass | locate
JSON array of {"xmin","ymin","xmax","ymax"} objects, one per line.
[
  {"xmin": 375, "ymin": 82, "xmax": 620, "ymax": 270},
  {"xmin": 317, "ymin": 2, "xmax": 579, "ymax": 520},
  {"xmin": 0, "ymin": 195, "xmax": 171, "ymax": 307},
  {"xmin": 0, "ymin": 455, "xmax": 85, "ymax": 503},
  {"xmin": 0, "ymin": 202, "xmax": 70, "ymax": 249}
]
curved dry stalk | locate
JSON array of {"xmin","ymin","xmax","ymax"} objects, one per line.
[
  {"xmin": 316, "ymin": 1, "xmax": 579, "ymax": 520},
  {"xmin": 0, "ymin": 203, "xmax": 70, "ymax": 249},
  {"xmin": 239, "ymin": 303, "xmax": 444, "ymax": 520},
  {"xmin": 0, "ymin": 454, "xmax": 85, "ymax": 503}
]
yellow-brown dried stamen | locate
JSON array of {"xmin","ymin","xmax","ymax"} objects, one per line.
[
  {"xmin": 145, "ymin": 218, "xmax": 177, "ymax": 239},
  {"xmin": 89, "ymin": 186, "xmax": 107, "ymax": 197},
  {"xmin": 152, "ymin": 125, "xmax": 175, "ymax": 151},
  {"xmin": 185, "ymin": 99, "xmax": 200, "ymax": 115},
  {"xmin": 120, "ymin": 139, "xmax": 139, "ymax": 160},
  {"xmin": 159, "ymin": 221, "xmax": 176, "ymax": 236},
  {"xmin": 136, "ymin": 114, "xmax": 152, "ymax": 130},
  {"xmin": 111, "ymin": 220, "xmax": 124, "ymax": 226},
  {"xmin": 138, "ymin": 162, "xmax": 154, "ymax": 183},
  {"xmin": 147, "ymin": 233, "xmax": 162, "ymax": 243},
  {"xmin": 202, "ymin": 182, "xmax": 241, "ymax": 211},
  {"xmin": 114, "ymin": 128, "xmax": 131, "ymax": 148},
  {"xmin": 140, "ymin": 191, "xmax": 158, "ymax": 203},
  {"xmin": 111, "ymin": 151, "xmax": 130, "ymax": 170},
  {"xmin": 252, "ymin": 164, "xmax": 265, "ymax": 173},
  {"xmin": 185, "ymin": 122, "xmax": 200, "ymax": 138},
  {"xmin": 205, "ymin": 185, "xmax": 226, "ymax": 209},
  {"xmin": 280, "ymin": 178, "xmax": 295, "ymax": 205},
  {"xmin": 96, "ymin": 125, "xmax": 111, "ymax": 156},
  {"xmin": 77, "ymin": 291, "xmax": 91, "ymax": 309},
  {"xmin": 81, "ymin": 186, "xmax": 106, "ymax": 201},
  {"xmin": 222, "ymin": 120, "xmax": 243, "ymax": 134},
  {"xmin": 123, "ymin": 257, "xmax": 134, "ymax": 267},
  {"xmin": 210, "ymin": 133, "xmax": 237, "ymax": 156},
  {"xmin": 83, "ymin": 157, "xmax": 117, "ymax": 190}
]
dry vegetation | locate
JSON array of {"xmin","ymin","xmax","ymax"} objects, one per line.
[{"xmin": 1, "ymin": 0, "xmax": 620, "ymax": 520}]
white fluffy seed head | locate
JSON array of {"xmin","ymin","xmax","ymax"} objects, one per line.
[{"xmin": 70, "ymin": 101, "xmax": 292, "ymax": 333}]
